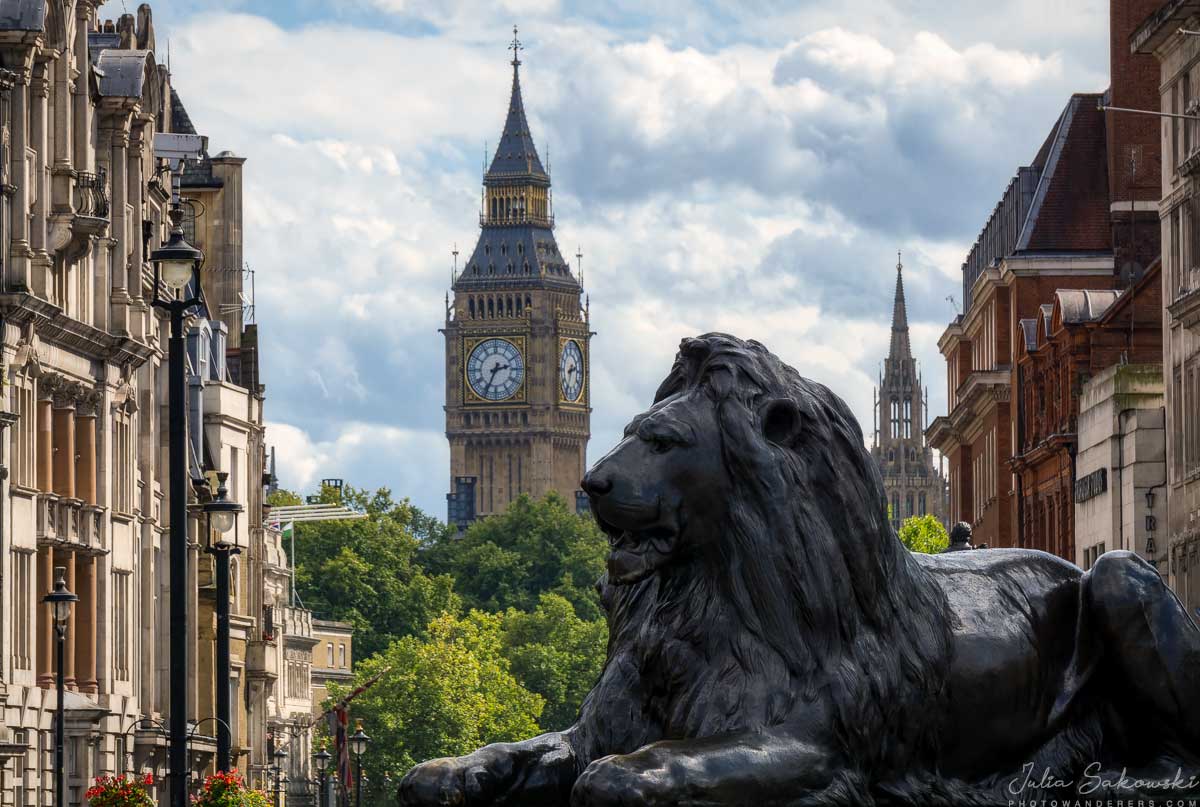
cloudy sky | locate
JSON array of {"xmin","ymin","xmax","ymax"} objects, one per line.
[{"xmin": 139, "ymin": 0, "xmax": 1110, "ymax": 516}]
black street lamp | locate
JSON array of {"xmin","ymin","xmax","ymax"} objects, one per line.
[
  {"xmin": 273, "ymin": 746, "xmax": 288, "ymax": 807},
  {"xmin": 151, "ymin": 202, "xmax": 204, "ymax": 807},
  {"xmin": 312, "ymin": 748, "xmax": 331, "ymax": 807},
  {"xmin": 348, "ymin": 723, "xmax": 369, "ymax": 807},
  {"xmin": 43, "ymin": 567, "xmax": 77, "ymax": 807},
  {"xmin": 201, "ymin": 473, "xmax": 243, "ymax": 772}
]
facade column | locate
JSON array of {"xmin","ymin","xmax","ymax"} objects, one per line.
[
  {"xmin": 55, "ymin": 548, "xmax": 76, "ymax": 689},
  {"xmin": 9, "ymin": 61, "xmax": 32, "ymax": 290},
  {"xmin": 107, "ymin": 118, "xmax": 131, "ymax": 335},
  {"xmin": 74, "ymin": 553, "xmax": 97, "ymax": 693},
  {"xmin": 36, "ymin": 547, "xmax": 53, "ymax": 687},
  {"xmin": 51, "ymin": 403, "xmax": 76, "ymax": 500},
  {"xmin": 36, "ymin": 398, "xmax": 53, "ymax": 492},
  {"xmin": 127, "ymin": 120, "xmax": 147, "ymax": 302},
  {"xmin": 30, "ymin": 59, "xmax": 50, "ymax": 300},
  {"xmin": 75, "ymin": 412, "xmax": 97, "ymax": 505},
  {"xmin": 73, "ymin": 4, "xmax": 92, "ymax": 172}
]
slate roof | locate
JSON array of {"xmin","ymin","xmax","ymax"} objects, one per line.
[
  {"xmin": 171, "ymin": 87, "xmax": 198, "ymax": 135},
  {"xmin": 485, "ymin": 58, "xmax": 548, "ymax": 185},
  {"xmin": 0, "ymin": 0, "xmax": 45, "ymax": 31},
  {"xmin": 1054, "ymin": 288, "xmax": 1121, "ymax": 324},
  {"xmin": 456, "ymin": 225, "xmax": 579, "ymax": 290},
  {"xmin": 1016, "ymin": 94, "xmax": 1112, "ymax": 253},
  {"xmin": 1019, "ymin": 318, "xmax": 1039, "ymax": 352},
  {"xmin": 93, "ymin": 49, "xmax": 152, "ymax": 98}
]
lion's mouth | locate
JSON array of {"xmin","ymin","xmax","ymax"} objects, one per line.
[{"xmin": 594, "ymin": 512, "xmax": 679, "ymax": 584}]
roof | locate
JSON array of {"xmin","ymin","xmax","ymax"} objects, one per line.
[
  {"xmin": 170, "ymin": 87, "xmax": 198, "ymax": 135},
  {"xmin": 1054, "ymin": 288, "xmax": 1121, "ymax": 324},
  {"xmin": 456, "ymin": 224, "xmax": 579, "ymax": 290},
  {"xmin": 93, "ymin": 48, "xmax": 153, "ymax": 98},
  {"xmin": 888, "ymin": 254, "xmax": 911, "ymax": 360},
  {"xmin": 1019, "ymin": 318, "xmax": 1039, "ymax": 352},
  {"xmin": 1016, "ymin": 94, "xmax": 1111, "ymax": 253},
  {"xmin": 1131, "ymin": 0, "xmax": 1200, "ymax": 53},
  {"xmin": 0, "ymin": 0, "xmax": 44, "ymax": 31},
  {"xmin": 485, "ymin": 56, "xmax": 548, "ymax": 184}
]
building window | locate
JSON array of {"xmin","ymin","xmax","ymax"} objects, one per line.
[
  {"xmin": 919, "ymin": 492, "xmax": 926, "ymax": 516},
  {"xmin": 10, "ymin": 549, "xmax": 32, "ymax": 670},
  {"xmin": 327, "ymin": 643, "xmax": 334, "ymax": 668},
  {"xmin": 11, "ymin": 376, "xmax": 34, "ymax": 488},
  {"xmin": 113, "ymin": 571, "xmax": 131, "ymax": 681},
  {"xmin": 905, "ymin": 493, "xmax": 913, "ymax": 518},
  {"xmin": 113, "ymin": 410, "xmax": 135, "ymax": 514},
  {"xmin": 903, "ymin": 398, "xmax": 912, "ymax": 439},
  {"xmin": 890, "ymin": 400, "xmax": 899, "ymax": 439},
  {"xmin": 339, "ymin": 644, "xmax": 346, "ymax": 668}
]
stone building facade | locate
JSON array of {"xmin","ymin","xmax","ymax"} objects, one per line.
[
  {"xmin": 0, "ymin": 5, "xmax": 314, "ymax": 805},
  {"xmin": 927, "ymin": 0, "xmax": 1163, "ymax": 550},
  {"xmin": 1133, "ymin": 1, "xmax": 1200, "ymax": 615},
  {"xmin": 1012, "ymin": 265, "xmax": 1163, "ymax": 561},
  {"xmin": 871, "ymin": 257, "xmax": 947, "ymax": 531},
  {"xmin": 443, "ymin": 35, "xmax": 591, "ymax": 525},
  {"xmin": 1074, "ymin": 362, "xmax": 1166, "ymax": 572}
]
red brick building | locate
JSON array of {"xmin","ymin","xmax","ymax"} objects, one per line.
[
  {"xmin": 1011, "ymin": 263, "xmax": 1163, "ymax": 558},
  {"xmin": 927, "ymin": 0, "xmax": 1162, "ymax": 550}
]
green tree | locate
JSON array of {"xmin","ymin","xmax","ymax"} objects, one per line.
[
  {"xmin": 500, "ymin": 593, "xmax": 607, "ymax": 731},
  {"xmin": 333, "ymin": 611, "xmax": 544, "ymax": 775},
  {"xmin": 419, "ymin": 493, "xmax": 608, "ymax": 620},
  {"xmin": 898, "ymin": 514, "xmax": 950, "ymax": 554},
  {"xmin": 266, "ymin": 487, "xmax": 303, "ymax": 507},
  {"xmin": 291, "ymin": 486, "xmax": 460, "ymax": 658}
]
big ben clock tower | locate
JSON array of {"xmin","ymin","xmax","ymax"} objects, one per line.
[{"xmin": 443, "ymin": 28, "xmax": 592, "ymax": 525}]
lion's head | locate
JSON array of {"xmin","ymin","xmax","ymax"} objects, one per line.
[{"xmin": 582, "ymin": 333, "xmax": 952, "ymax": 770}]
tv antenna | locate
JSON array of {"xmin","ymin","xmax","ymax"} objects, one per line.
[{"xmin": 945, "ymin": 295, "xmax": 960, "ymax": 316}]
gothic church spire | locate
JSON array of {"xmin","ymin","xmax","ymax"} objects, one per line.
[
  {"xmin": 486, "ymin": 25, "xmax": 547, "ymax": 182},
  {"xmin": 889, "ymin": 251, "xmax": 912, "ymax": 361}
]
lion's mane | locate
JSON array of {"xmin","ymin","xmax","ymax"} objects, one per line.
[{"xmin": 586, "ymin": 334, "xmax": 954, "ymax": 781}]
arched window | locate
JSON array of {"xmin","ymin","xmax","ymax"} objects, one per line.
[
  {"xmin": 890, "ymin": 400, "xmax": 899, "ymax": 438},
  {"xmin": 888, "ymin": 449, "xmax": 894, "ymax": 463},
  {"xmin": 506, "ymin": 296, "xmax": 513, "ymax": 317},
  {"xmin": 516, "ymin": 297, "xmax": 522, "ymax": 315},
  {"xmin": 906, "ymin": 493, "xmax": 914, "ymax": 517},
  {"xmin": 468, "ymin": 298, "xmax": 475, "ymax": 318},
  {"xmin": 903, "ymin": 398, "xmax": 912, "ymax": 439},
  {"xmin": 487, "ymin": 298, "xmax": 494, "ymax": 317},
  {"xmin": 919, "ymin": 492, "xmax": 926, "ymax": 515}
]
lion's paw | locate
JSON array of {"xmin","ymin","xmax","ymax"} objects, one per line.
[
  {"xmin": 399, "ymin": 757, "xmax": 498, "ymax": 807},
  {"xmin": 571, "ymin": 757, "xmax": 670, "ymax": 807}
]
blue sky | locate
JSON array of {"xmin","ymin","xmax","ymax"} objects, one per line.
[{"xmin": 137, "ymin": 0, "xmax": 1111, "ymax": 516}]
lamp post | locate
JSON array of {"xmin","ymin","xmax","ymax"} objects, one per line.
[
  {"xmin": 312, "ymin": 748, "xmax": 330, "ymax": 807},
  {"xmin": 201, "ymin": 473, "xmax": 243, "ymax": 772},
  {"xmin": 151, "ymin": 201, "xmax": 204, "ymax": 807},
  {"xmin": 43, "ymin": 568, "xmax": 77, "ymax": 807},
  {"xmin": 273, "ymin": 746, "xmax": 288, "ymax": 807},
  {"xmin": 348, "ymin": 723, "xmax": 369, "ymax": 807}
]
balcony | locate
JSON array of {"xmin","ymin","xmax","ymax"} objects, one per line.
[
  {"xmin": 74, "ymin": 168, "xmax": 110, "ymax": 220},
  {"xmin": 36, "ymin": 494, "xmax": 105, "ymax": 550},
  {"xmin": 245, "ymin": 639, "xmax": 278, "ymax": 682},
  {"xmin": 1168, "ymin": 280, "xmax": 1200, "ymax": 331}
]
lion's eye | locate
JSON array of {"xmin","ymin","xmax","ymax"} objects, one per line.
[{"xmin": 648, "ymin": 436, "xmax": 674, "ymax": 454}]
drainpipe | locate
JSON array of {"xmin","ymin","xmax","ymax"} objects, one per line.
[
  {"xmin": 1015, "ymin": 365, "xmax": 1025, "ymax": 548},
  {"xmin": 1115, "ymin": 409, "xmax": 1135, "ymax": 555}
]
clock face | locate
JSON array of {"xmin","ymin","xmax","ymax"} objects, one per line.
[
  {"xmin": 467, "ymin": 338, "xmax": 525, "ymax": 401},
  {"xmin": 560, "ymin": 340, "xmax": 584, "ymax": 402}
]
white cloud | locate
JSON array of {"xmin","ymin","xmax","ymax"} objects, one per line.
[{"xmin": 159, "ymin": 3, "xmax": 1108, "ymax": 515}]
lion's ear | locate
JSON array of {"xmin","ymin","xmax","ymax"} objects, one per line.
[{"xmin": 761, "ymin": 398, "xmax": 802, "ymax": 446}]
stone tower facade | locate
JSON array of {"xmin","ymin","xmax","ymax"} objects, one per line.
[
  {"xmin": 443, "ymin": 31, "xmax": 591, "ymax": 526},
  {"xmin": 872, "ymin": 255, "xmax": 948, "ymax": 531}
]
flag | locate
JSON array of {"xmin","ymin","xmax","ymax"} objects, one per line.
[
  {"xmin": 282, "ymin": 521, "xmax": 294, "ymax": 541},
  {"xmin": 321, "ymin": 667, "xmax": 392, "ymax": 802}
]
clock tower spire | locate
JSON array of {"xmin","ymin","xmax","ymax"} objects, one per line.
[{"xmin": 443, "ymin": 29, "xmax": 592, "ymax": 528}]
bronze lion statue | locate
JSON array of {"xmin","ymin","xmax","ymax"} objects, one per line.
[{"xmin": 401, "ymin": 333, "xmax": 1200, "ymax": 805}]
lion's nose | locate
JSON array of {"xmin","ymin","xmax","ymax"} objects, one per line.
[{"xmin": 581, "ymin": 470, "xmax": 612, "ymax": 497}]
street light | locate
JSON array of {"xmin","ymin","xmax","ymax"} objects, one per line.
[
  {"xmin": 272, "ymin": 746, "xmax": 288, "ymax": 807},
  {"xmin": 152, "ymin": 202, "xmax": 204, "ymax": 807},
  {"xmin": 312, "ymin": 748, "xmax": 331, "ymax": 807},
  {"xmin": 43, "ymin": 567, "xmax": 77, "ymax": 807},
  {"xmin": 201, "ymin": 473, "xmax": 243, "ymax": 772},
  {"xmin": 349, "ymin": 722, "xmax": 369, "ymax": 807}
]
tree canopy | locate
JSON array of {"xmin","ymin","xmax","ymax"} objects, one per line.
[{"xmin": 898, "ymin": 514, "xmax": 950, "ymax": 554}]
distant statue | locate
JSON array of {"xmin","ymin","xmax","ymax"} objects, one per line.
[
  {"xmin": 943, "ymin": 521, "xmax": 975, "ymax": 552},
  {"xmin": 400, "ymin": 333, "xmax": 1200, "ymax": 805}
]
